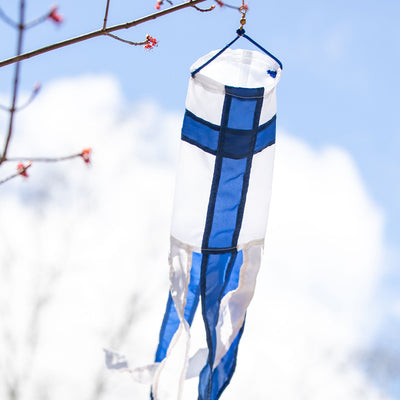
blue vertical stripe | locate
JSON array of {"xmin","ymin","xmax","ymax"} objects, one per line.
[
  {"xmin": 212, "ymin": 321, "xmax": 245, "ymax": 399},
  {"xmin": 208, "ymin": 157, "xmax": 247, "ymax": 248},
  {"xmin": 198, "ymin": 86, "xmax": 264, "ymax": 400},
  {"xmin": 227, "ymin": 98, "xmax": 257, "ymax": 130}
]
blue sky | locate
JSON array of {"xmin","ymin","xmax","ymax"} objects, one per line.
[
  {"xmin": 2, "ymin": 0, "xmax": 398, "ymax": 241},
  {"xmin": 0, "ymin": 0, "xmax": 399, "ymax": 398}
]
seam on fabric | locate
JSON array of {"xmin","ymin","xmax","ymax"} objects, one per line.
[{"xmin": 201, "ymin": 246, "xmax": 237, "ymax": 254}]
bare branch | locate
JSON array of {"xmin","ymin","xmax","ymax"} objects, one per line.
[
  {"xmin": 192, "ymin": 4, "xmax": 216, "ymax": 12},
  {"xmin": 5, "ymin": 155, "xmax": 79, "ymax": 162},
  {"xmin": 1, "ymin": 0, "xmax": 26, "ymax": 165},
  {"xmin": 24, "ymin": 9, "xmax": 52, "ymax": 29},
  {"xmin": 0, "ymin": 0, "xmax": 208, "ymax": 69},
  {"xmin": 12, "ymin": 82, "xmax": 41, "ymax": 112},
  {"xmin": 105, "ymin": 33, "xmax": 147, "ymax": 46},
  {"xmin": 0, "ymin": 161, "xmax": 32, "ymax": 185},
  {"xmin": 5, "ymin": 150, "xmax": 90, "ymax": 164},
  {"xmin": 214, "ymin": 0, "xmax": 247, "ymax": 11},
  {"xmin": 0, "ymin": 149, "xmax": 92, "ymax": 185},
  {"xmin": 103, "ymin": 0, "xmax": 111, "ymax": 30}
]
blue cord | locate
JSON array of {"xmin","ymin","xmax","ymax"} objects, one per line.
[
  {"xmin": 191, "ymin": 35, "xmax": 241, "ymax": 77},
  {"xmin": 191, "ymin": 28, "xmax": 283, "ymax": 78}
]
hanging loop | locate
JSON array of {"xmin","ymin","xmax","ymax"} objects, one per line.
[
  {"xmin": 191, "ymin": 28, "xmax": 283, "ymax": 78},
  {"xmin": 191, "ymin": 2, "xmax": 282, "ymax": 78}
]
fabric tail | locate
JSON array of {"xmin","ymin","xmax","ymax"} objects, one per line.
[{"xmin": 198, "ymin": 244, "xmax": 262, "ymax": 400}]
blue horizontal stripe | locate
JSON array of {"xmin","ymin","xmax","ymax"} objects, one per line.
[
  {"xmin": 254, "ymin": 115, "xmax": 276, "ymax": 152},
  {"xmin": 181, "ymin": 110, "xmax": 276, "ymax": 158},
  {"xmin": 181, "ymin": 110, "xmax": 219, "ymax": 152}
]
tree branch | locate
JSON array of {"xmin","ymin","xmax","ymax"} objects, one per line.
[
  {"xmin": 103, "ymin": 0, "xmax": 111, "ymax": 30},
  {"xmin": 0, "ymin": 161, "xmax": 32, "ymax": 185},
  {"xmin": 105, "ymin": 33, "xmax": 147, "ymax": 47},
  {"xmin": 1, "ymin": 0, "xmax": 25, "ymax": 165},
  {"xmin": 0, "ymin": 0, "xmax": 208, "ymax": 69},
  {"xmin": 5, "ymin": 153, "xmax": 85, "ymax": 163},
  {"xmin": 192, "ymin": 4, "xmax": 216, "ymax": 12}
]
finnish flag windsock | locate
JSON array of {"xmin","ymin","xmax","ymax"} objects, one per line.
[
  {"xmin": 106, "ymin": 48, "xmax": 281, "ymax": 400},
  {"xmin": 152, "ymin": 48, "xmax": 281, "ymax": 400}
]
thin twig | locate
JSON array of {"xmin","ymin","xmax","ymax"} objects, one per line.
[
  {"xmin": 105, "ymin": 32, "xmax": 147, "ymax": 46},
  {"xmin": 5, "ymin": 153, "xmax": 83, "ymax": 163},
  {"xmin": 0, "ymin": 161, "xmax": 32, "ymax": 185},
  {"xmin": 0, "ymin": 173, "xmax": 19, "ymax": 185},
  {"xmin": 1, "ymin": 0, "xmax": 25, "ymax": 165},
  {"xmin": 103, "ymin": 0, "xmax": 111, "ymax": 30},
  {"xmin": 24, "ymin": 11, "xmax": 50, "ymax": 29},
  {"xmin": 11, "ymin": 83, "xmax": 41, "ymax": 112},
  {"xmin": 192, "ymin": 4, "xmax": 216, "ymax": 12},
  {"xmin": 0, "ymin": 0, "xmax": 208, "ymax": 69},
  {"xmin": 221, "ymin": 3, "xmax": 239, "ymax": 9},
  {"xmin": 214, "ymin": 1, "xmax": 245, "ymax": 10}
]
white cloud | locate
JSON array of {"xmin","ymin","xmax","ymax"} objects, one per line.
[
  {"xmin": 0, "ymin": 75, "xmax": 391, "ymax": 400},
  {"xmin": 225, "ymin": 131, "xmax": 387, "ymax": 400}
]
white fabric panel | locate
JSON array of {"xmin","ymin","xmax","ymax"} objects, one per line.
[
  {"xmin": 185, "ymin": 76, "xmax": 225, "ymax": 125},
  {"xmin": 191, "ymin": 49, "xmax": 281, "ymax": 92},
  {"xmin": 131, "ymin": 362, "xmax": 160, "ymax": 385},
  {"xmin": 238, "ymin": 146, "xmax": 276, "ymax": 246},
  {"xmin": 152, "ymin": 240, "xmax": 193, "ymax": 400},
  {"xmin": 213, "ymin": 243, "xmax": 263, "ymax": 367},
  {"xmin": 170, "ymin": 141, "xmax": 214, "ymax": 249},
  {"xmin": 259, "ymin": 86, "xmax": 277, "ymax": 125},
  {"xmin": 185, "ymin": 348, "xmax": 209, "ymax": 379}
]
